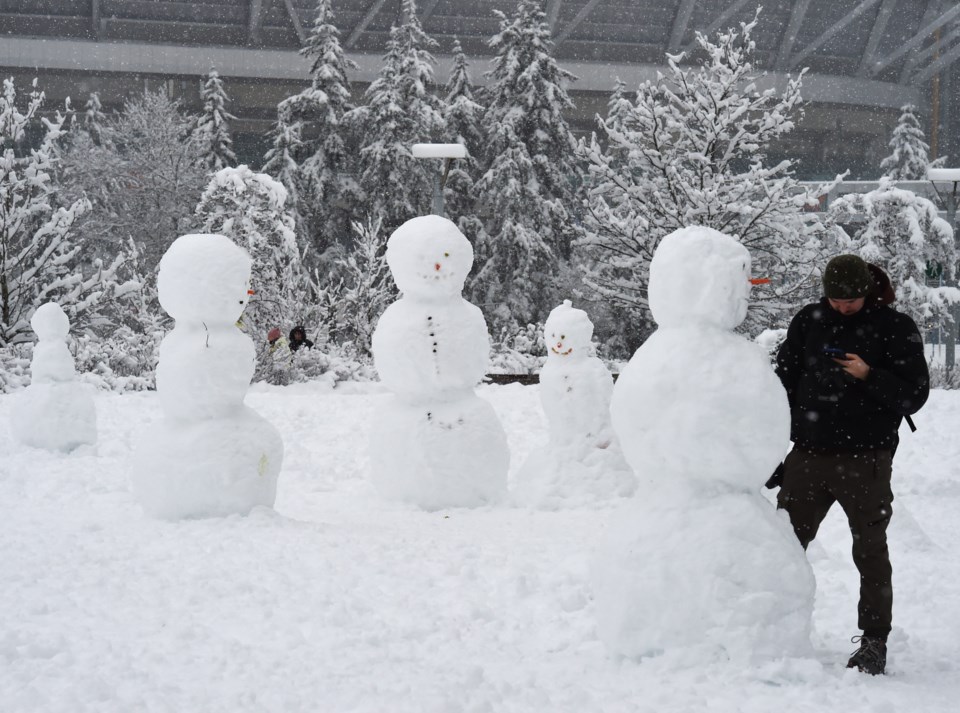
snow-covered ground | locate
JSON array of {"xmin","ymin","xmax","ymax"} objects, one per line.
[{"xmin": 2, "ymin": 382, "xmax": 959, "ymax": 712}]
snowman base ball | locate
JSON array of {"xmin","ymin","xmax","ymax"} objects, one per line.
[
  {"xmin": 12, "ymin": 381, "xmax": 97, "ymax": 452},
  {"xmin": 369, "ymin": 395, "xmax": 509, "ymax": 510},
  {"xmin": 593, "ymin": 489, "xmax": 815, "ymax": 663},
  {"xmin": 132, "ymin": 407, "xmax": 283, "ymax": 520},
  {"xmin": 513, "ymin": 445, "xmax": 635, "ymax": 509}
]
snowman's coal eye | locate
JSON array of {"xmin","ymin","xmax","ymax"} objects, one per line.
[
  {"xmin": 444, "ymin": 252, "xmax": 450, "ymax": 257},
  {"xmin": 561, "ymin": 335, "xmax": 565, "ymax": 340}
]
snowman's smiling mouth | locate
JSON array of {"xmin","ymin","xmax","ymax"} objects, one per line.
[{"xmin": 551, "ymin": 346, "xmax": 573, "ymax": 356}]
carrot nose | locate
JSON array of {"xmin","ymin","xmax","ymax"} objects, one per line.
[
  {"xmin": 434, "ymin": 263, "xmax": 441, "ymax": 272},
  {"xmin": 247, "ymin": 289, "xmax": 256, "ymax": 295},
  {"xmin": 749, "ymin": 278, "xmax": 770, "ymax": 285}
]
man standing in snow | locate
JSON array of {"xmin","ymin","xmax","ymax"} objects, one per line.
[{"xmin": 772, "ymin": 254, "xmax": 929, "ymax": 675}]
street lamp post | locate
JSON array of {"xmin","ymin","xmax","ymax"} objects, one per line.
[
  {"xmin": 411, "ymin": 143, "xmax": 468, "ymax": 217},
  {"xmin": 928, "ymin": 167, "xmax": 960, "ymax": 371}
]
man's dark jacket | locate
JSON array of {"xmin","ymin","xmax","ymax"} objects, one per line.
[{"xmin": 775, "ymin": 270, "xmax": 929, "ymax": 453}]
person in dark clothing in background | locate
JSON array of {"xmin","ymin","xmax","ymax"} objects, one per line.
[
  {"xmin": 773, "ymin": 254, "xmax": 929, "ymax": 676},
  {"xmin": 288, "ymin": 325, "xmax": 314, "ymax": 352}
]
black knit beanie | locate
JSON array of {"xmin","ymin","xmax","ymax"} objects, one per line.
[{"xmin": 822, "ymin": 255, "xmax": 874, "ymax": 299}]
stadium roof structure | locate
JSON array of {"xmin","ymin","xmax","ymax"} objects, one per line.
[
  {"xmin": 1, "ymin": 1, "xmax": 957, "ymax": 97},
  {"xmin": 2, "ymin": 1, "xmax": 957, "ymax": 177}
]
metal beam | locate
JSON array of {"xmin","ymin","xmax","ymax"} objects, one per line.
[
  {"xmin": 775, "ymin": 0, "xmax": 812, "ymax": 70},
  {"xmin": 904, "ymin": 24, "xmax": 960, "ymax": 82},
  {"xmin": 555, "ymin": 0, "xmax": 603, "ymax": 45},
  {"xmin": 788, "ymin": 0, "xmax": 883, "ymax": 71},
  {"xmin": 91, "ymin": 0, "xmax": 101, "ymax": 39},
  {"xmin": 668, "ymin": 0, "xmax": 697, "ymax": 53},
  {"xmin": 281, "ymin": 0, "xmax": 306, "ymax": 44},
  {"xmin": 546, "ymin": 0, "xmax": 563, "ymax": 33},
  {"xmin": 898, "ymin": 0, "xmax": 943, "ymax": 82},
  {"xmin": 871, "ymin": 2, "xmax": 960, "ymax": 75},
  {"xmin": 421, "ymin": 0, "xmax": 442, "ymax": 22},
  {"xmin": 857, "ymin": 0, "xmax": 898, "ymax": 75},
  {"xmin": 248, "ymin": 0, "xmax": 264, "ymax": 45},
  {"xmin": 916, "ymin": 35, "xmax": 960, "ymax": 83},
  {"xmin": 346, "ymin": 0, "xmax": 390, "ymax": 49},
  {"xmin": 681, "ymin": 0, "xmax": 752, "ymax": 54}
]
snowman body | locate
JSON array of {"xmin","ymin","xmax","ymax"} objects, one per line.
[
  {"xmin": 370, "ymin": 216, "xmax": 508, "ymax": 510},
  {"xmin": 131, "ymin": 233, "xmax": 284, "ymax": 520},
  {"xmin": 11, "ymin": 302, "xmax": 97, "ymax": 451},
  {"xmin": 593, "ymin": 226, "xmax": 815, "ymax": 662},
  {"xmin": 514, "ymin": 301, "xmax": 635, "ymax": 508}
]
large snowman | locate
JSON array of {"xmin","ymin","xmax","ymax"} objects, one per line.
[
  {"xmin": 513, "ymin": 300, "xmax": 635, "ymax": 508},
  {"xmin": 10, "ymin": 303, "xmax": 97, "ymax": 451},
  {"xmin": 370, "ymin": 215, "xmax": 508, "ymax": 509},
  {"xmin": 593, "ymin": 226, "xmax": 815, "ymax": 663},
  {"xmin": 131, "ymin": 233, "xmax": 284, "ymax": 519}
]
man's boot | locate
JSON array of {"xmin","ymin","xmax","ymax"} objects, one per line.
[{"xmin": 847, "ymin": 635, "xmax": 887, "ymax": 675}]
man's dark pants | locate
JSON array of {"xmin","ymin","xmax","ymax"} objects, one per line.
[{"xmin": 777, "ymin": 447, "xmax": 895, "ymax": 640}]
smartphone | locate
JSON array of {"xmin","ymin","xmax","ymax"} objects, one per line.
[{"xmin": 823, "ymin": 346, "xmax": 848, "ymax": 359}]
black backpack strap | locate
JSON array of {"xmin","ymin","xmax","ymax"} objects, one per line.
[{"xmin": 905, "ymin": 415, "xmax": 917, "ymax": 433}]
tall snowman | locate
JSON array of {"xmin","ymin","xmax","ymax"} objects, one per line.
[
  {"xmin": 10, "ymin": 302, "xmax": 97, "ymax": 451},
  {"xmin": 131, "ymin": 233, "xmax": 284, "ymax": 520},
  {"xmin": 370, "ymin": 215, "xmax": 508, "ymax": 510},
  {"xmin": 593, "ymin": 226, "xmax": 815, "ymax": 663},
  {"xmin": 513, "ymin": 300, "xmax": 635, "ymax": 508}
]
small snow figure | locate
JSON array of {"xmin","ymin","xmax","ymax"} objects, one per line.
[
  {"xmin": 131, "ymin": 234, "xmax": 284, "ymax": 519},
  {"xmin": 10, "ymin": 303, "xmax": 96, "ymax": 451},
  {"xmin": 370, "ymin": 215, "xmax": 508, "ymax": 509},
  {"xmin": 513, "ymin": 300, "xmax": 635, "ymax": 508},
  {"xmin": 593, "ymin": 226, "xmax": 815, "ymax": 663}
]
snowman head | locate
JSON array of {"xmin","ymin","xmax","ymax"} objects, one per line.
[
  {"xmin": 649, "ymin": 227, "xmax": 752, "ymax": 330},
  {"xmin": 31, "ymin": 302, "xmax": 70, "ymax": 342},
  {"xmin": 158, "ymin": 233, "xmax": 253, "ymax": 324},
  {"xmin": 386, "ymin": 215, "xmax": 473, "ymax": 299},
  {"xmin": 544, "ymin": 300, "xmax": 594, "ymax": 359}
]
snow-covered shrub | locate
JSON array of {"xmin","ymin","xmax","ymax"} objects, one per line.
[
  {"xmin": 196, "ymin": 166, "xmax": 314, "ymax": 340},
  {"xmin": 928, "ymin": 363, "xmax": 960, "ymax": 390},
  {"xmin": 73, "ymin": 328, "xmax": 162, "ymax": 392},
  {"xmin": 256, "ymin": 339, "xmax": 375, "ymax": 387},
  {"xmin": 489, "ymin": 323, "xmax": 546, "ymax": 375},
  {"xmin": 0, "ymin": 344, "xmax": 32, "ymax": 392}
]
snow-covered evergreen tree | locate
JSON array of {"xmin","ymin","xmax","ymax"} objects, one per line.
[
  {"xmin": 578, "ymin": 14, "xmax": 828, "ymax": 345},
  {"xmin": 442, "ymin": 39, "xmax": 485, "ymax": 240},
  {"xmin": 470, "ymin": 0, "xmax": 581, "ymax": 332},
  {"xmin": 880, "ymin": 104, "xmax": 944, "ymax": 180},
  {"xmin": 269, "ymin": 0, "xmax": 359, "ymax": 256},
  {"xmin": 345, "ymin": 0, "xmax": 445, "ymax": 229},
  {"xmin": 195, "ymin": 166, "xmax": 311, "ymax": 347},
  {"xmin": 830, "ymin": 178, "xmax": 959, "ymax": 329},
  {"xmin": 83, "ymin": 92, "xmax": 106, "ymax": 145},
  {"xmin": 605, "ymin": 78, "xmax": 633, "ymax": 134},
  {"xmin": 195, "ymin": 69, "xmax": 237, "ymax": 172},
  {"xmin": 0, "ymin": 79, "xmax": 135, "ymax": 346}
]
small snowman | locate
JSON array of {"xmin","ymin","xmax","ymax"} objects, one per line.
[
  {"xmin": 370, "ymin": 215, "xmax": 508, "ymax": 510},
  {"xmin": 513, "ymin": 300, "xmax": 635, "ymax": 508},
  {"xmin": 10, "ymin": 303, "xmax": 97, "ymax": 451},
  {"xmin": 131, "ymin": 233, "xmax": 284, "ymax": 520},
  {"xmin": 592, "ymin": 226, "xmax": 815, "ymax": 663}
]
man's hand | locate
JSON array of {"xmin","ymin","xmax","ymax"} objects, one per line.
[{"xmin": 834, "ymin": 352, "xmax": 870, "ymax": 380}]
